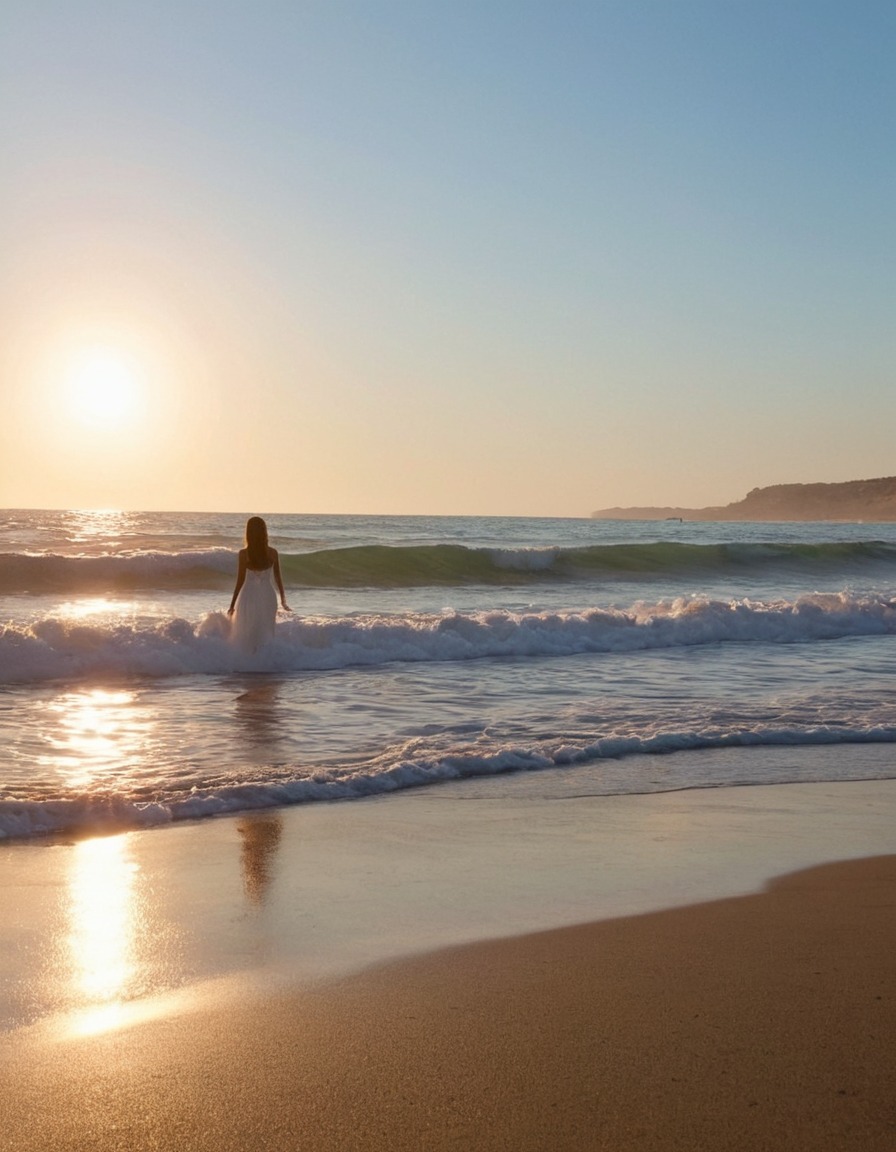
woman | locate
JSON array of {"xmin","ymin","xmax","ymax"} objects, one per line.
[{"xmin": 228, "ymin": 516, "xmax": 290, "ymax": 652}]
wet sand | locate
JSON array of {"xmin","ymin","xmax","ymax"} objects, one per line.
[
  {"xmin": 2, "ymin": 774, "xmax": 896, "ymax": 1150},
  {"xmin": 2, "ymin": 853, "xmax": 894, "ymax": 1151}
]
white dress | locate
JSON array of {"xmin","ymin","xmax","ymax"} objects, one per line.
[{"xmin": 231, "ymin": 566, "xmax": 278, "ymax": 653}]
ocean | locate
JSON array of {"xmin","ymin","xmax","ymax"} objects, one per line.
[{"xmin": 2, "ymin": 509, "xmax": 896, "ymax": 841}]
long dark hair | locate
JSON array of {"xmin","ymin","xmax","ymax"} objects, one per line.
[{"xmin": 244, "ymin": 516, "xmax": 269, "ymax": 568}]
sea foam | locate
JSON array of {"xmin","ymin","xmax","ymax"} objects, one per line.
[
  {"xmin": 2, "ymin": 591, "xmax": 895, "ymax": 684},
  {"xmin": 3, "ymin": 717, "xmax": 895, "ymax": 840}
]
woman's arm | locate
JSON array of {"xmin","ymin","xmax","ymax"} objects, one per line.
[
  {"xmin": 272, "ymin": 550, "xmax": 290, "ymax": 611},
  {"xmin": 228, "ymin": 550, "xmax": 247, "ymax": 615}
]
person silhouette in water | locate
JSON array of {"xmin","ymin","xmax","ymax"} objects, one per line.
[{"xmin": 228, "ymin": 516, "xmax": 290, "ymax": 652}]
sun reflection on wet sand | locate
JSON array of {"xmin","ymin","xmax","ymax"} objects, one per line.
[
  {"xmin": 47, "ymin": 829, "xmax": 206, "ymax": 1041},
  {"xmin": 66, "ymin": 834, "xmax": 140, "ymax": 1036},
  {"xmin": 54, "ymin": 819, "xmax": 284, "ymax": 1040}
]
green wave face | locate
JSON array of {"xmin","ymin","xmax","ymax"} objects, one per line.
[
  {"xmin": 279, "ymin": 544, "xmax": 505, "ymax": 587},
  {"xmin": 3, "ymin": 539, "xmax": 895, "ymax": 594},
  {"xmin": 277, "ymin": 540, "xmax": 896, "ymax": 588}
]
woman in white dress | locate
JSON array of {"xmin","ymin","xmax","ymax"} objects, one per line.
[{"xmin": 228, "ymin": 516, "xmax": 290, "ymax": 652}]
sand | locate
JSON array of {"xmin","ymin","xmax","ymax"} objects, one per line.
[
  {"xmin": 2, "ymin": 854, "xmax": 894, "ymax": 1151},
  {"xmin": 2, "ymin": 774, "xmax": 896, "ymax": 1150}
]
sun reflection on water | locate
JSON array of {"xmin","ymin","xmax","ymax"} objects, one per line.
[
  {"xmin": 56, "ymin": 597, "xmax": 139, "ymax": 620},
  {"xmin": 65, "ymin": 508, "xmax": 133, "ymax": 544},
  {"xmin": 42, "ymin": 688, "xmax": 152, "ymax": 787}
]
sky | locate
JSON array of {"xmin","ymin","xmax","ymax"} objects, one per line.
[{"xmin": 1, "ymin": 0, "xmax": 894, "ymax": 516}]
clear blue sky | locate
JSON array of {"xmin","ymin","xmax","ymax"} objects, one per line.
[{"xmin": 2, "ymin": 1, "xmax": 893, "ymax": 514}]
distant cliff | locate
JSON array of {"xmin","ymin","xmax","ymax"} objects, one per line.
[{"xmin": 592, "ymin": 476, "xmax": 896, "ymax": 521}]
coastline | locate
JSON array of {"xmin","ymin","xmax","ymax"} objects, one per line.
[
  {"xmin": 3, "ymin": 768, "xmax": 896, "ymax": 1031},
  {"xmin": 2, "ymin": 767, "xmax": 895, "ymax": 1148},
  {"xmin": 590, "ymin": 473, "xmax": 896, "ymax": 520}
]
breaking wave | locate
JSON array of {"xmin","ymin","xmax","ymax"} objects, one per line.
[
  {"xmin": 3, "ymin": 715, "xmax": 895, "ymax": 840},
  {"xmin": 2, "ymin": 590, "xmax": 895, "ymax": 685},
  {"xmin": 3, "ymin": 539, "xmax": 896, "ymax": 593}
]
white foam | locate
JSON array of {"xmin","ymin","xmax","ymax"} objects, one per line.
[
  {"xmin": 2, "ymin": 592, "xmax": 895, "ymax": 685},
  {"xmin": 3, "ymin": 720, "xmax": 896, "ymax": 841}
]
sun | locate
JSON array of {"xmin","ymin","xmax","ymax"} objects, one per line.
[{"xmin": 66, "ymin": 347, "xmax": 144, "ymax": 429}]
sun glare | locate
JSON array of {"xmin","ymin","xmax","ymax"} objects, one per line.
[{"xmin": 66, "ymin": 347, "xmax": 144, "ymax": 429}]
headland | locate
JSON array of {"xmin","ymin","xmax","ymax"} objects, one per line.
[{"xmin": 593, "ymin": 475, "xmax": 896, "ymax": 521}]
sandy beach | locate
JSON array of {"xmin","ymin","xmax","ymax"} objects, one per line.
[{"xmin": 2, "ymin": 773, "xmax": 895, "ymax": 1150}]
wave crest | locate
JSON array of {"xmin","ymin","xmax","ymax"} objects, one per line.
[
  {"xmin": 4, "ymin": 716, "xmax": 895, "ymax": 840},
  {"xmin": 2, "ymin": 591, "xmax": 895, "ymax": 684},
  {"xmin": 3, "ymin": 539, "xmax": 896, "ymax": 593}
]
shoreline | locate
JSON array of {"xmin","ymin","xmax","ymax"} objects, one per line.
[
  {"xmin": 3, "ymin": 851, "xmax": 895, "ymax": 1150},
  {"xmin": 5, "ymin": 737, "xmax": 896, "ymax": 847},
  {"xmin": 3, "ymin": 771, "xmax": 896, "ymax": 1033},
  {"xmin": 2, "ymin": 766, "xmax": 895, "ymax": 1150}
]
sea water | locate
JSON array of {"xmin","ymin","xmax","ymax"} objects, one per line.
[{"xmin": 2, "ymin": 509, "xmax": 896, "ymax": 840}]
